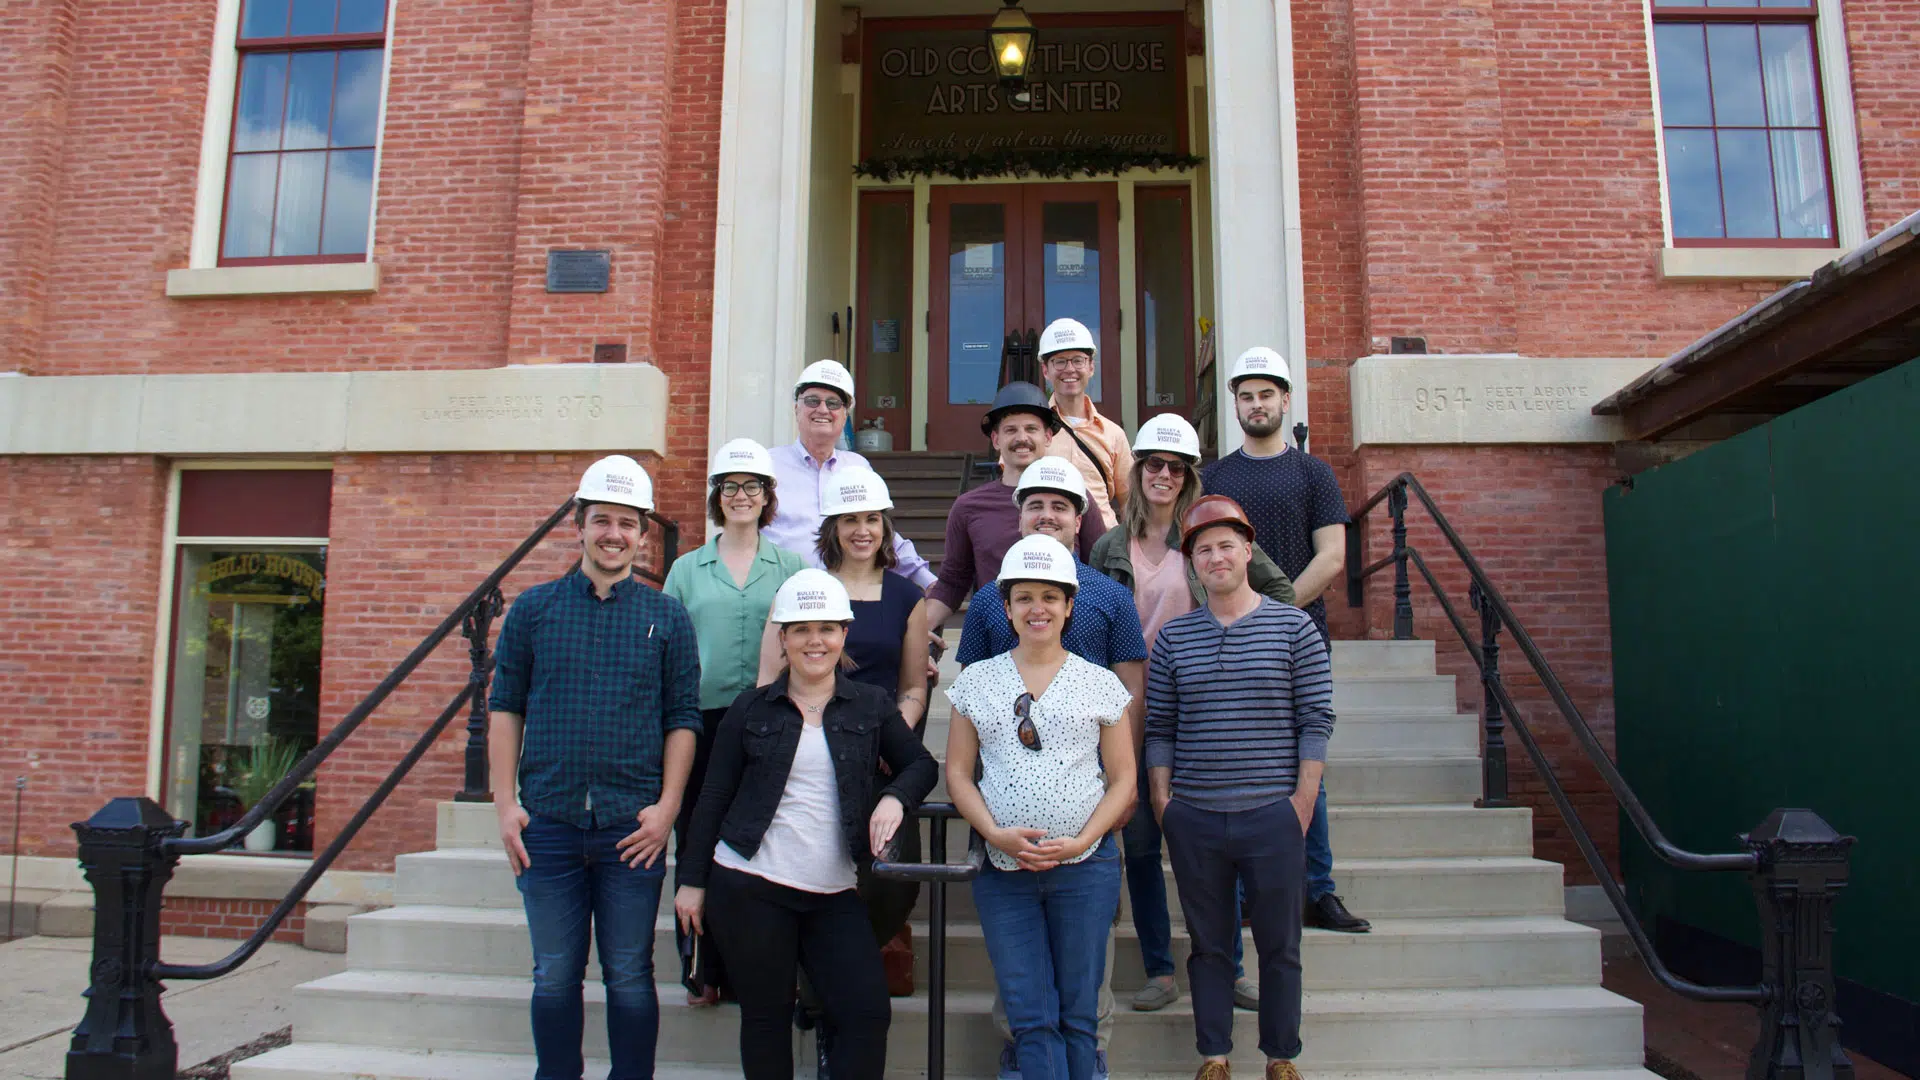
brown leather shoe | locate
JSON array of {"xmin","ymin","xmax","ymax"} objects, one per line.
[
  {"xmin": 1266, "ymin": 1060, "xmax": 1303, "ymax": 1080},
  {"xmin": 1195, "ymin": 1061, "xmax": 1232, "ymax": 1080}
]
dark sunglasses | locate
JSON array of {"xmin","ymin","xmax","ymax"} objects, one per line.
[
  {"xmin": 1014, "ymin": 692, "xmax": 1041, "ymax": 751},
  {"xmin": 1141, "ymin": 455, "xmax": 1186, "ymax": 475}
]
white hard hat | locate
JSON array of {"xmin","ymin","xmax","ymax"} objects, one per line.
[
  {"xmin": 576, "ymin": 454, "xmax": 654, "ymax": 512},
  {"xmin": 1228, "ymin": 346, "xmax": 1292, "ymax": 391},
  {"xmin": 768, "ymin": 568, "xmax": 855, "ymax": 623},
  {"xmin": 1037, "ymin": 317, "xmax": 1097, "ymax": 360},
  {"xmin": 1013, "ymin": 455, "xmax": 1088, "ymax": 513},
  {"xmin": 998, "ymin": 534, "xmax": 1079, "ymax": 589},
  {"xmin": 709, "ymin": 438, "xmax": 776, "ymax": 482},
  {"xmin": 820, "ymin": 466, "xmax": 893, "ymax": 517},
  {"xmin": 794, "ymin": 359, "xmax": 856, "ymax": 403},
  {"xmin": 1133, "ymin": 413, "xmax": 1201, "ymax": 461}
]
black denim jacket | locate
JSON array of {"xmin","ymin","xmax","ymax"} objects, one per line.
[{"xmin": 676, "ymin": 671, "xmax": 938, "ymax": 890}]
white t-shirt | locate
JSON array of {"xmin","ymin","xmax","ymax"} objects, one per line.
[
  {"xmin": 714, "ymin": 724, "xmax": 857, "ymax": 893},
  {"xmin": 944, "ymin": 652, "xmax": 1132, "ymax": 871}
]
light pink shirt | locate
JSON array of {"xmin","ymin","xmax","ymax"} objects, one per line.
[{"xmin": 1130, "ymin": 537, "xmax": 1195, "ymax": 656}]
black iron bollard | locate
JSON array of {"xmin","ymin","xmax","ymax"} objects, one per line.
[
  {"xmin": 67, "ymin": 797, "xmax": 187, "ymax": 1080},
  {"xmin": 1745, "ymin": 808, "xmax": 1855, "ymax": 1080},
  {"xmin": 455, "ymin": 585, "xmax": 506, "ymax": 802}
]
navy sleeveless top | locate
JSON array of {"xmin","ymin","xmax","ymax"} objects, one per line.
[{"xmin": 844, "ymin": 571, "xmax": 924, "ymax": 698}]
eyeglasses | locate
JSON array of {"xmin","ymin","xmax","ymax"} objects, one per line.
[
  {"xmin": 1043, "ymin": 355, "xmax": 1093, "ymax": 371},
  {"xmin": 1141, "ymin": 456, "xmax": 1185, "ymax": 475},
  {"xmin": 1014, "ymin": 692, "xmax": 1041, "ymax": 751},
  {"xmin": 798, "ymin": 395, "xmax": 847, "ymax": 412},
  {"xmin": 717, "ymin": 479, "xmax": 766, "ymax": 497}
]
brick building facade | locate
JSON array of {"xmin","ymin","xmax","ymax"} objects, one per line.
[{"xmin": 3, "ymin": 0, "xmax": 1915, "ymax": 898}]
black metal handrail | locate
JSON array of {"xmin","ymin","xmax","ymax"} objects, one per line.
[
  {"xmin": 66, "ymin": 499, "xmax": 681, "ymax": 1079},
  {"xmin": 1347, "ymin": 472, "xmax": 1856, "ymax": 1080},
  {"xmin": 872, "ymin": 802, "xmax": 985, "ymax": 1080}
]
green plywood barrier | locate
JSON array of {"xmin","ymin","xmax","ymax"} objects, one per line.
[{"xmin": 1604, "ymin": 357, "xmax": 1920, "ymax": 1010}]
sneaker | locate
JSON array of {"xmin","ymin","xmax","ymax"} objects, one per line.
[
  {"xmin": 1095, "ymin": 1049, "xmax": 1110, "ymax": 1080},
  {"xmin": 1233, "ymin": 976, "xmax": 1259, "ymax": 1010},
  {"xmin": 1266, "ymin": 1060, "xmax": 1303, "ymax": 1080},
  {"xmin": 1305, "ymin": 893, "xmax": 1372, "ymax": 933},
  {"xmin": 1131, "ymin": 974, "xmax": 1181, "ymax": 1011},
  {"xmin": 998, "ymin": 1041, "xmax": 1022, "ymax": 1080},
  {"xmin": 1195, "ymin": 1061, "xmax": 1232, "ymax": 1080}
]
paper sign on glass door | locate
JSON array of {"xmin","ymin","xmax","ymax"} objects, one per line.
[
  {"xmin": 962, "ymin": 243, "xmax": 997, "ymax": 280},
  {"xmin": 1054, "ymin": 241, "xmax": 1087, "ymax": 279}
]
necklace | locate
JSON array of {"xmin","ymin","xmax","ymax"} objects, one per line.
[{"xmin": 790, "ymin": 691, "xmax": 830, "ymax": 716}]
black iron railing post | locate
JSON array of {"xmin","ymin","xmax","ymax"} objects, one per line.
[
  {"xmin": 1745, "ymin": 809, "xmax": 1855, "ymax": 1080},
  {"xmin": 1469, "ymin": 581, "xmax": 1511, "ymax": 808},
  {"xmin": 455, "ymin": 586, "xmax": 506, "ymax": 802},
  {"xmin": 1386, "ymin": 482, "xmax": 1414, "ymax": 639},
  {"xmin": 66, "ymin": 798, "xmax": 186, "ymax": 1080},
  {"xmin": 926, "ymin": 813, "xmax": 949, "ymax": 1080}
]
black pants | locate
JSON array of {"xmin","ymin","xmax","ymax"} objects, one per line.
[
  {"xmin": 706, "ymin": 864, "xmax": 892, "ymax": 1080},
  {"xmin": 1162, "ymin": 797, "xmax": 1306, "ymax": 1061}
]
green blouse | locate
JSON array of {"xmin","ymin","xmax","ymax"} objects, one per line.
[{"xmin": 662, "ymin": 535, "xmax": 807, "ymax": 711}]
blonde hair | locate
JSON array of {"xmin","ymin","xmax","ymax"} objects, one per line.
[{"xmin": 1121, "ymin": 455, "xmax": 1203, "ymax": 539}]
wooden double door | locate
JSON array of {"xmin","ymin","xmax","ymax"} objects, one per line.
[{"xmin": 926, "ymin": 183, "xmax": 1120, "ymax": 450}]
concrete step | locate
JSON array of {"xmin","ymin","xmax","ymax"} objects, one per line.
[
  {"xmin": 1331, "ymin": 676, "xmax": 1458, "ymax": 713},
  {"xmin": 237, "ymin": 1042, "xmax": 1663, "ymax": 1080},
  {"xmin": 347, "ymin": 904, "xmax": 1598, "ymax": 993},
  {"xmin": 1329, "ymin": 638, "xmax": 1436, "ymax": 677},
  {"xmin": 292, "ymin": 971, "xmax": 1642, "ymax": 1072},
  {"xmin": 395, "ymin": 843, "xmax": 1561, "ymax": 921}
]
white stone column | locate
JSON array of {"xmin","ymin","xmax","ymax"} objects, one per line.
[
  {"xmin": 1204, "ymin": 0, "xmax": 1307, "ymax": 453},
  {"xmin": 708, "ymin": 0, "xmax": 820, "ymax": 453}
]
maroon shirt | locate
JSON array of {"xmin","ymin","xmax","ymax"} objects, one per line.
[{"xmin": 927, "ymin": 476, "xmax": 1107, "ymax": 609}]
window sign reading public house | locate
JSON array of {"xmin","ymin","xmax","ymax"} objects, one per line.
[{"xmin": 860, "ymin": 14, "xmax": 1187, "ymax": 174}]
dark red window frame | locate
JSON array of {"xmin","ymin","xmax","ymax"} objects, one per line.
[
  {"xmin": 218, "ymin": 0, "xmax": 388, "ymax": 267},
  {"xmin": 1651, "ymin": 0, "xmax": 1838, "ymax": 248}
]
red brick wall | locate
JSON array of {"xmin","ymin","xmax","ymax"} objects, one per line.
[
  {"xmin": 0, "ymin": 0, "xmax": 79, "ymax": 375},
  {"xmin": 1846, "ymin": 0, "xmax": 1920, "ymax": 233},
  {"xmin": 0, "ymin": 457, "xmax": 169, "ymax": 857},
  {"xmin": 161, "ymin": 897, "xmax": 307, "ymax": 943}
]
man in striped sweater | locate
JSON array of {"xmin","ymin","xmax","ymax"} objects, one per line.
[{"xmin": 1144, "ymin": 495, "xmax": 1334, "ymax": 1080}]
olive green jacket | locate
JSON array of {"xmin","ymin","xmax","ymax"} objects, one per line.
[{"xmin": 1088, "ymin": 522, "xmax": 1296, "ymax": 609}]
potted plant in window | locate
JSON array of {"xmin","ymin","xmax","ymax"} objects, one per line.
[{"xmin": 235, "ymin": 736, "xmax": 301, "ymax": 852}]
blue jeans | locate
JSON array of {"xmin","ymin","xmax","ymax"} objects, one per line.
[
  {"xmin": 973, "ymin": 834, "xmax": 1122, "ymax": 1080},
  {"xmin": 516, "ymin": 816, "xmax": 666, "ymax": 1080},
  {"xmin": 1123, "ymin": 767, "xmax": 1245, "ymax": 979},
  {"xmin": 1306, "ymin": 780, "xmax": 1334, "ymax": 899}
]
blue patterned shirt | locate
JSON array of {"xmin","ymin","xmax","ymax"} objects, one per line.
[
  {"xmin": 489, "ymin": 571, "xmax": 703, "ymax": 829},
  {"xmin": 955, "ymin": 559, "xmax": 1148, "ymax": 668}
]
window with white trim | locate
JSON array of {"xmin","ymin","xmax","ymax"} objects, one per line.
[
  {"xmin": 1651, "ymin": 0, "xmax": 1835, "ymax": 247},
  {"xmin": 219, "ymin": 0, "xmax": 387, "ymax": 264}
]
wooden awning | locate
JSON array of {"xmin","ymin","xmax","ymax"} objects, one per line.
[{"xmin": 1593, "ymin": 211, "xmax": 1920, "ymax": 440}]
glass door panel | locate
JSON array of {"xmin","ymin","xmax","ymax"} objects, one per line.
[
  {"xmin": 1135, "ymin": 186, "xmax": 1194, "ymax": 417},
  {"xmin": 928, "ymin": 185, "xmax": 1024, "ymax": 450},
  {"xmin": 856, "ymin": 192, "xmax": 915, "ymax": 442},
  {"xmin": 165, "ymin": 546, "xmax": 326, "ymax": 852},
  {"xmin": 1022, "ymin": 184, "xmax": 1121, "ymax": 413}
]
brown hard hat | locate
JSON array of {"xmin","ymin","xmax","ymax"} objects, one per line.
[{"xmin": 1180, "ymin": 494, "xmax": 1256, "ymax": 553}]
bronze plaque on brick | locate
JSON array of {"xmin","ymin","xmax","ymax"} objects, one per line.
[{"xmin": 861, "ymin": 16, "xmax": 1186, "ymax": 164}]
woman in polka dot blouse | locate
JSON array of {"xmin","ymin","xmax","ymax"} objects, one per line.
[{"xmin": 944, "ymin": 534, "xmax": 1138, "ymax": 1080}]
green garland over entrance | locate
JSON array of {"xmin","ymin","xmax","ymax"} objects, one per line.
[{"xmin": 854, "ymin": 148, "xmax": 1204, "ymax": 183}]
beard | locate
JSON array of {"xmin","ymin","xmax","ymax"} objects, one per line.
[{"xmin": 1239, "ymin": 411, "xmax": 1285, "ymax": 438}]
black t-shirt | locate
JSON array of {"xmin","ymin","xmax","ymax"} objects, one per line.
[{"xmin": 1200, "ymin": 448, "xmax": 1350, "ymax": 633}]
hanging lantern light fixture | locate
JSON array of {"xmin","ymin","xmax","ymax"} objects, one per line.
[{"xmin": 987, "ymin": 0, "xmax": 1038, "ymax": 103}]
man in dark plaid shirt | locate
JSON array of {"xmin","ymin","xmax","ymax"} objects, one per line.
[{"xmin": 488, "ymin": 455, "xmax": 702, "ymax": 1080}]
